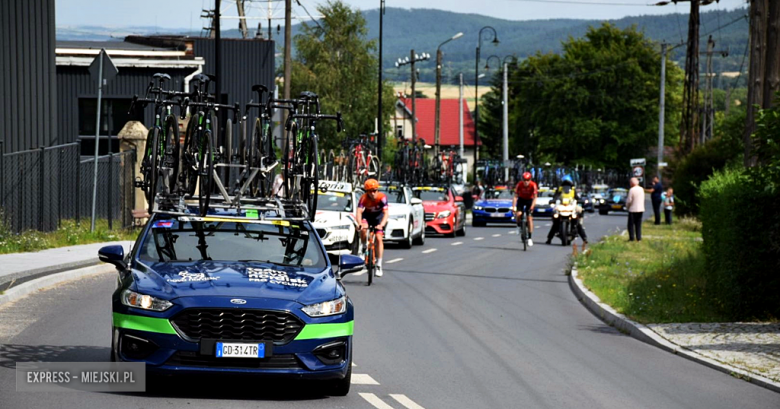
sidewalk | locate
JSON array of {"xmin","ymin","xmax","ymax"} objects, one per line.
[{"xmin": 0, "ymin": 241, "xmax": 134, "ymax": 290}]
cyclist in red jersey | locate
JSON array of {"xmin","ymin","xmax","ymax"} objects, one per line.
[
  {"xmin": 512, "ymin": 172, "xmax": 538, "ymax": 246},
  {"xmin": 356, "ymin": 179, "xmax": 389, "ymax": 276}
]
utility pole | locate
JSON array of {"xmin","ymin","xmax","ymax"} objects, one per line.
[
  {"xmin": 657, "ymin": 42, "xmax": 667, "ymax": 180},
  {"xmin": 700, "ymin": 36, "xmax": 729, "ymax": 144},
  {"xmin": 502, "ymin": 61, "xmax": 509, "ymax": 183},
  {"xmin": 284, "ymin": 0, "xmax": 291, "ymax": 102},
  {"xmin": 236, "ymin": 0, "xmax": 248, "ymax": 39},
  {"xmin": 435, "ymin": 33, "xmax": 463, "ymax": 157},
  {"xmin": 459, "ymin": 73, "xmax": 464, "ymax": 162},
  {"xmin": 377, "ymin": 0, "xmax": 385, "ymax": 161},
  {"xmin": 396, "ymin": 51, "xmax": 430, "ymax": 145}
]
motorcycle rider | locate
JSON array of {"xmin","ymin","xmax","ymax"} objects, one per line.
[
  {"xmin": 512, "ymin": 171, "xmax": 538, "ymax": 246},
  {"xmin": 545, "ymin": 175, "xmax": 589, "ymax": 248}
]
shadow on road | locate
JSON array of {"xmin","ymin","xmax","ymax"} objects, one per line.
[
  {"xmin": 0, "ymin": 343, "xmax": 108, "ymax": 369},
  {"xmin": 385, "ymin": 268, "xmax": 567, "ymax": 284}
]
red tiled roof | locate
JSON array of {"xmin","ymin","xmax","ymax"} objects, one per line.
[{"xmin": 400, "ymin": 98, "xmax": 479, "ymax": 146}]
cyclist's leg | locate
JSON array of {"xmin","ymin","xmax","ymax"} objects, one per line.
[
  {"xmin": 375, "ymin": 228, "xmax": 384, "ymax": 263},
  {"xmin": 360, "ymin": 220, "xmax": 369, "ymax": 246}
]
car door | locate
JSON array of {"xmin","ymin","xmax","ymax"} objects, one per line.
[
  {"xmin": 451, "ymin": 188, "xmax": 466, "ymax": 229},
  {"xmin": 407, "ymin": 187, "xmax": 424, "ymax": 235}
]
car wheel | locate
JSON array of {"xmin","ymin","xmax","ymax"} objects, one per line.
[
  {"xmin": 400, "ymin": 219, "xmax": 413, "ymax": 249},
  {"xmin": 110, "ymin": 328, "xmax": 118, "ymax": 362},
  {"xmin": 325, "ymin": 355, "xmax": 352, "ymax": 396},
  {"xmin": 413, "ymin": 224, "xmax": 425, "ymax": 245},
  {"xmin": 599, "ymin": 209, "xmax": 608, "ymax": 215},
  {"xmin": 472, "ymin": 220, "xmax": 485, "ymax": 227},
  {"xmin": 456, "ymin": 221, "xmax": 466, "ymax": 236}
]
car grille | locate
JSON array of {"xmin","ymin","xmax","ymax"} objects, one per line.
[
  {"xmin": 484, "ymin": 207, "xmax": 497, "ymax": 213},
  {"xmin": 171, "ymin": 309, "xmax": 304, "ymax": 345},
  {"xmin": 166, "ymin": 351, "xmax": 303, "ymax": 370},
  {"xmin": 498, "ymin": 207, "xmax": 511, "ymax": 213},
  {"xmin": 424, "ymin": 213, "xmax": 435, "ymax": 221},
  {"xmin": 316, "ymin": 228, "xmax": 328, "ymax": 238}
]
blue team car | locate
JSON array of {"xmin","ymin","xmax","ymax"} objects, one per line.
[
  {"xmin": 471, "ymin": 186, "xmax": 516, "ymax": 226},
  {"xmin": 100, "ymin": 210, "xmax": 364, "ymax": 395}
]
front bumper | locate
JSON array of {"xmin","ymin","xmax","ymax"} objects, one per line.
[
  {"xmin": 425, "ymin": 215, "xmax": 456, "ymax": 234},
  {"xmin": 382, "ymin": 217, "xmax": 410, "ymax": 242},
  {"xmin": 314, "ymin": 227, "xmax": 353, "ymax": 254},
  {"xmin": 532, "ymin": 207, "xmax": 554, "ymax": 217},
  {"xmin": 472, "ymin": 210, "xmax": 515, "ymax": 223},
  {"xmin": 112, "ymin": 297, "xmax": 353, "ymax": 379}
]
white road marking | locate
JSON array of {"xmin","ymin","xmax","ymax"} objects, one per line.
[
  {"xmin": 352, "ymin": 362, "xmax": 357, "ymax": 367},
  {"xmin": 422, "ymin": 248, "xmax": 437, "ymax": 254},
  {"xmin": 353, "ymin": 269, "xmax": 366, "ymax": 276},
  {"xmin": 386, "ymin": 258, "xmax": 404, "ymax": 264},
  {"xmin": 390, "ymin": 394, "xmax": 426, "ymax": 409},
  {"xmin": 544, "ymin": 223, "xmax": 552, "ymax": 226},
  {"xmin": 473, "ymin": 237, "xmax": 484, "ymax": 241},
  {"xmin": 352, "ymin": 374, "xmax": 380, "ymax": 385},
  {"xmin": 360, "ymin": 393, "xmax": 395, "ymax": 409},
  {"xmin": 451, "ymin": 242, "xmax": 463, "ymax": 246},
  {"xmin": 492, "ymin": 234, "xmax": 501, "ymax": 237},
  {"xmin": 508, "ymin": 230, "xmax": 517, "ymax": 235}
]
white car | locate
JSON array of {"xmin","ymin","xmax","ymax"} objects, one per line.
[
  {"xmin": 378, "ymin": 184, "xmax": 425, "ymax": 249},
  {"xmin": 312, "ymin": 181, "xmax": 361, "ymax": 255}
]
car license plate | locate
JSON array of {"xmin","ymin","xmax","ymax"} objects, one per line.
[
  {"xmin": 490, "ymin": 213, "xmax": 504, "ymax": 217},
  {"xmin": 216, "ymin": 342, "xmax": 265, "ymax": 358},
  {"xmin": 612, "ymin": 204, "xmax": 622, "ymax": 210}
]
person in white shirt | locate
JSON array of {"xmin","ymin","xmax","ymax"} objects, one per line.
[{"xmin": 626, "ymin": 177, "xmax": 645, "ymax": 241}]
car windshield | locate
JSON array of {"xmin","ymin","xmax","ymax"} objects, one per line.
[
  {"xmin": 317, "ymin": 192, "xmax": 352, "ymax": 212},
  {"xmin": 413, "ymin": 188, "xmax": 448, "ymax": 201},
  {"xmin": 139, "ymin": 217, "xmax": 326, "ymax": 269},
  {"xmin": 485, "ymin": 189, "xmax": 513, "ymax": 199},
  {"xmin": 379, "ymin": 187, "xmax": 406, "ymax": 204}
]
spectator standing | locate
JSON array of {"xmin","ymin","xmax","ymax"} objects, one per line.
[
  {"xmin": 645, "ymin": 176, "xmax": 663, "ymax": 225},
  {"xmin": 471, "ymin": 180, "xmax": 485, "ymax": 201},
  {"xmin": 661, "ymin": 187, "xmax": 674, "ymax": 225},
  {"xmin": 626, "ymin": 177, "xmax": 645, "ymax": 241}
]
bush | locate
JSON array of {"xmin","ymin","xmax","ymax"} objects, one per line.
[
  {"xmin": 699, "ymin": 167, "xmax": 780, "ymax": 319},
  {"xmin": 672, "ymin": 136, "xmax": 743, "ymax": 216}
]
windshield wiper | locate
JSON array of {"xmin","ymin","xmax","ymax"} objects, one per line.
[{"xmin": 238, "ymin": 259, "xmax": 298, "ymax": 267}]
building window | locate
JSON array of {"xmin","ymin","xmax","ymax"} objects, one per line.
[
  {"xmin": 396, "ymin": 125, "xmax": 404, "ymax": 139},
  {"xmin": 78, "ymin": 98, "xmax": 141, "ymax": 155}
]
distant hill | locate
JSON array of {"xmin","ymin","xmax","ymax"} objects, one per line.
[{"xmin": 56, "ymin": 6, "xmax": 749, "ymax": 85}]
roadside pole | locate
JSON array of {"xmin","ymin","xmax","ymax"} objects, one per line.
[
  {"xmin": 459, "ymin": 73, "xmax": 464, "ymax": 177},
  {"xmin": 88, "ymin": 49, "xmax": 117, "ymax": 232},
  {"xmin": 657, "ymin": 43, "xmax": 666, "ymax": 179},
  {"xmin": 502, "ymin": 62, "xmax": 509, "ymax": 183}
]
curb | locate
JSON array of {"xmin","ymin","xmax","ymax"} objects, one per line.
[
  {"xmin": 0, "ymin": 263, "xmax": 115, "ymax": 307},
  {"xmin": 568, "ymin": 264, "xmax": 780, "ymax": 394},
  {"xmin": 0, "ymin": 259, "xmax": 102, "ymax": 292}
]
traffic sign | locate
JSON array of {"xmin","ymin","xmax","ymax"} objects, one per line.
[{"xmin": 88, "ymin": 49, "xmax": 118, "ymax": 85}]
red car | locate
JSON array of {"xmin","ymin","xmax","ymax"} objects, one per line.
[{"xmin": 412, "ymin": 186, "xmax": 467, "ymax": 237}]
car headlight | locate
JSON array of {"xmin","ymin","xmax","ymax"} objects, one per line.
[
  {"xmin": 474, "ymin": 205, "xmax": 483, "ymax": 210},
  {"xmin": 599, "ymin": 199, "xmax": 605, "ymax": 204},
  {"xmin": 436, "ymin": 210, "xmax": 451, "ymax": 219},
  {"xmin": 389, "ymin": 214, "xmax": 406, "ymax": 220},
  {"xmin": 331, "ymin": 224, "xmax": 351, "ymax": 230},
  {"xmin": 121, "ymin": 289, "xmax": 172, "ymax": 312},
  {"xmin": 302, "ymin": 295, "xmax": 347, "ymax": 317}
]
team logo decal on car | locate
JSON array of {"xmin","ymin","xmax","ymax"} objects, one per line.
[
  {"xmin": 246, "ymin": 267, "xmax": 310, "ymax": 288},
  {"xmin": 166, "ymin": 272, "xmax": 220, "ymax": 283}
]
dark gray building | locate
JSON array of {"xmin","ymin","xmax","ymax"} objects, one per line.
[
  {"xmin": 1, "ymin": 0, "xmax": 58, "ymax": 153},
  {"xmin": 55, "ymin": 36, "xmax": 276, "ymax": 155}
]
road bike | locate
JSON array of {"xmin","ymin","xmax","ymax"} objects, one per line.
[
  {"xmin": 363, "ymin": 225, "xmax": 378, "ymax": 286},
  {"xmin": 516, "ymin": 206, "xmax": 531, "ymax": 251}
]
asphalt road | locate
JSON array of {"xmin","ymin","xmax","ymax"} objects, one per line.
[{"xmin": 1, "ymin": 212, "xmax": 779, "ymax": 408}]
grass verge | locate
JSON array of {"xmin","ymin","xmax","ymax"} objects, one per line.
[
  {"xmin": 0, "ymin": 219, "xmax": 138, "ymax": 255},
  {"xmin": 574, "ymin": 217, "xmax": 732, "ymax": 324}
]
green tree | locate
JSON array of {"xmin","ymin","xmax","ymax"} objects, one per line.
[
  {"xmin": 480, "ymin": 23, "xmax": 683, "ymax": 169},
  {"xmin": 290, "ymin": 0, "xmax": 395, "ymax": 151}
]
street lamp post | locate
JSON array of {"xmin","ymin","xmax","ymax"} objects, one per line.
[
  {"xmin": 473, "ymin": 26, "xmax": 499, "ymax": 183},
  {"xmin": 501, "ymin": 56, "xmax": 516, "ymax": 183},
  {"xmin": 434, "ymin": 32, "xmax": 463, "ymax": 157},
  {"xmin": 396, "ymin": 51, "xmax": 431, "ymax": 144},
  {"xmin": 377, "ymin": 0, "xmax": 386, "ymax": 161}
]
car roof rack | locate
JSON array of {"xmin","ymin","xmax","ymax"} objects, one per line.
[{"xmin": 153, "ymin": 195, "xmax": 311, "ymax": 222}]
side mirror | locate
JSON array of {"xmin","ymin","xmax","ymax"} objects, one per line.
[
  {"xmin": 454, "ymin": 196, "xmax": 464, "ymax": 202},
  {"xmin": 99, "ymin": 245, "xmax": 127, "ymax": 271},
  {"xmin": 337, "ymin": 254, "xmax": 365, "ymax": 278},
  {"xmin": 410, "ymin": 198, "xmax": 423, "ymax": 205}
]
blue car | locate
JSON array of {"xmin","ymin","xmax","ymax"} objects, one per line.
[
  {"xmin": 100, "ymin": 210, "xmax": 363, "ymax": 396},
  {"xmin": 472, "ymin": 187, "xmax": 516, "ymax": 226}
]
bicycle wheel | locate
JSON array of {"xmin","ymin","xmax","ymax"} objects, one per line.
[
  {"xmin": 141, "ymin": 128, "xmax": 156, "ymax": 202},
  {"xmin": 302, "ymin": 135, "xmax": 319, "ymax": 221},
  {"xmin": 369, "ymin": 155, "xmax": 380, "ymax": 182},
  {"xmin": 146, "ymin": 128, "xmax": 161, "ymax": 214},
  {"xmin": 366, "ymin": 237, "xmax": 374, "ymax": 286},
  {"xmin": 182, "ymin": 113, "xmax": 202, "ymax": 196},
  {"xmin": 164, "ymin": 115, "xmax": 180, "ymax": 194},
  {"xmin": 197, "ymin": 130, "xmax": 215, "ymax": 216}
]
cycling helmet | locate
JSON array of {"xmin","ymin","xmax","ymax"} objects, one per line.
[
  {"xmin": 522, "ymin": 171, "xmax": 532, "ymax": 181},
  {"xmin": 561, "ymin": 174, "xmax": 574, "ymax": 185},
  {"xmin": 364, "ymin": 179, "xmax": 379, "ymax": 191}
]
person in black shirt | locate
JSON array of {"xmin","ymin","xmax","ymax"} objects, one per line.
[{"xmin": 645, "ymin": 176, "xmax": 663, "ymax": 225}]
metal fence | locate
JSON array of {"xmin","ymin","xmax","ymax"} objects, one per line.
[{"xmin": 0, "ymin": 141, "xmax": 136, "ymax": 233}]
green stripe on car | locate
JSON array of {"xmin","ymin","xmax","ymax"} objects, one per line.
[
  {"xmin": 294, "ymin": 321, "xmax": 354, "ymax": 340},
  {"xmin": 112, "ymin": 312, "xmax": 177, "ymax": 334}
]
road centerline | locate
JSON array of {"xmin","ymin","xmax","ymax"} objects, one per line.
[
  {"xmin": 386, "ymin": 258, "xmax": 404, "ymax": 264},
  {"xmin": 451, "ymin": 242, "xmax": 463, "ymax": 246},
  {"xmin": 422, "ymin": 248, "xmax": 437, "ymax": 254}
]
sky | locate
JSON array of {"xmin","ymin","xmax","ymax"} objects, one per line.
[{"xmin": 56, "ymin": 0, "xmax": 748, "ymax": 29}]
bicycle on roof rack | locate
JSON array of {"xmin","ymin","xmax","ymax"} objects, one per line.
[{"xmin": 342, "ymin": 133, "xmax": 379, "ymax": 187}]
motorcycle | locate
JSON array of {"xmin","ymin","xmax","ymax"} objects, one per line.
[{"xmin": 553, "ymin": 198, "xmax": 579, "ymax": 246}]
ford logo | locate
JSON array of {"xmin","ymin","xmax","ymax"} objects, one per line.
[{"xmin": 230, "ymin": 299, "xmax": 247, "ymax": 305}]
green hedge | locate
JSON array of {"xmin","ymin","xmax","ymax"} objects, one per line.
[{"xmin": 699, "ymin": 168, "xmax": 780, "ymax": 319}]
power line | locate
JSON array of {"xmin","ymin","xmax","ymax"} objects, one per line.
[{"xmin": 699, "ymin": 12, "xmax": 748, "ymax": 39}]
